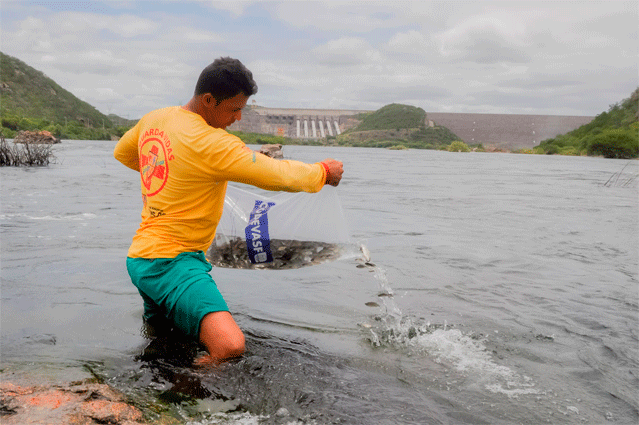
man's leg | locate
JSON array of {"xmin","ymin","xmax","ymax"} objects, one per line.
[
  {"xmin": 127, "ymin": 257, "xmax": 174, "ymax": 338},
  {"xmin": 195, "ymin": 311, "xmax": 245, "ymax": 366},
  {"xmin": 132, "ymin": 251, "xmax": 241, "ymax": 365},
  {"xmin": 137, "ymin": 290, "xmax": 173, "ymax": 337}
]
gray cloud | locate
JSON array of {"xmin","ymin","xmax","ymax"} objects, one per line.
[
  {"xmin": 498, "ymin": 79, "xmax": 582, "ymax": 90},
  {"xmin": 456, "ymin": 36, "xmax": 530, "ymax": 65},
  {"xmin": 1, "ymin": 1, "xmax": 636, "ymax": 119},
  {"xmin": 354, "ymin": 85, "xmax": 452, "ymax": 104},
  {"xmin": 312, "ymin": 37, "xmax": 382, "ymax": 67}
]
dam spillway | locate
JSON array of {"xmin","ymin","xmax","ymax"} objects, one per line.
[
  {"xmin": 287, "ymin": 117, "xmax": 340, "ymax": 138},
  {"xmin": 230, "ymin": 107, "xmax": 357, "ymax": 140}
]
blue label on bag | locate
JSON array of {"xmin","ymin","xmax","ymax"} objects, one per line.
[{"xmin": 245, "ymin": 200, "xmax": 276, "ymax": 263}]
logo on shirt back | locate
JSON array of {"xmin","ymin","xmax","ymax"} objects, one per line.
[{"xmin": 139, "ymin": 129, "xmax": 173, "ymax": 197}]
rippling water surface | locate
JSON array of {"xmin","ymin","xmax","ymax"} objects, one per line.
[{"xmin": 1, "ymin": 140, "xmax": 637, "ymax": 424}]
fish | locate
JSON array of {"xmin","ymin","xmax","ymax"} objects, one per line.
[
  {"xmin": 207, "ymin": 238, "xmax": 345, "ymax": 270},
  {"xmin": 359, "ymin": 244, "xmax": 371, "ymax": 263}
]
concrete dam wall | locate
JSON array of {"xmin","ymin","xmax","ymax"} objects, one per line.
[
  {"xmin": 229, "ymin": 106, "xmax": 594, "ymax": 149},
  {"xmin": 426, "ymin": 113, "xmax": 595, "ymax": 149}
]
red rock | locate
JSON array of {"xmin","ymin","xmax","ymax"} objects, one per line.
[
  {"xmin": 13, "ymin": 130, "xmax": 61, "ymax": 144},
  {"xmin": 0, "ymin": 380, "xmax": 149, "ymax": 425},
  {"xmin": 80, "ymin": 399, "xmax": 143, "ymax": 423}
]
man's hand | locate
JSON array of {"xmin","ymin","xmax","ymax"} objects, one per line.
[{"xmin": 321, "ymin": 159, "xmax": 344, "ymax": 186}]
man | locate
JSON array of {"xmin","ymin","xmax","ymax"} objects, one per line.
[{"xmin": 114, "ymin": 57, "xmax": 343, "ymax": 366}]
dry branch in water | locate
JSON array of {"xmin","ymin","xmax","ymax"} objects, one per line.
[
  {"xmin": 0, "ymin": 133, "xmax": 56, "ymax": 166},
  {"xmin": 603, "ymin": 162, "xmax": 639, "ymax": 188}
]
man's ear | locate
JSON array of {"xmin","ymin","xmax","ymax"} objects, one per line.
[{"xmin": 204, "ymin": 94, "xmax": 220, "ymax": 106}]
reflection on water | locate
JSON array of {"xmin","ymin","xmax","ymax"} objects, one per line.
[{"xmin": 1, "ymin": 141, "xmax": 637, "ymax": 424}]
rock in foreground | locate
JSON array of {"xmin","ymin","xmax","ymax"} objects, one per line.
[
  {"xmin": 0, "ymin": 380, "xmax": 174, "ymax": 425},
  {"xmin": 259, "ymin": 143, "xmax": 283, "ymax": 159}
]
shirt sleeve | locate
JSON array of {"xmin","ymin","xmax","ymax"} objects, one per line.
[
  {"xmin": 208, "ymin": 134, "xmax": 326, "ymax": 193},
  {"xmin": 114, "ymin": 122, "xmax": 141, "ymax": 171}
]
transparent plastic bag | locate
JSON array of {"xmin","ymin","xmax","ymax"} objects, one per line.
[{"xmin": 207, "ymin": 184, "xmax": 353, "ymax": 269}]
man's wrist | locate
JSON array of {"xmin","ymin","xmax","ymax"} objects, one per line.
[{"xmin": 320, "ymin": 162, "xmax": 330, "ymax": 183}]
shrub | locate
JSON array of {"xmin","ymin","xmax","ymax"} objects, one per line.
[
  {"xmin": 558, "ymin": 146, "xmax": 579, "ymax": 156},
  {"xmin": 545, "ymin": 145, "xmax": 559, "ymax": 155},
  {"xmin": 1, "ymin": 127, "xmax": 16, "ymax": 138},
  {"xmin": 587, "ymin": 129, "xmax": 638, "ymax": 159},
  {"xmin": 447, "ymin": 141, "xmax": 470, "ymax": 152}
]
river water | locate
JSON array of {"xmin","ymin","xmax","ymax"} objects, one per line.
[{"xmin": 1, "ymin": 140, "xmax": 637, "ymax": 424}]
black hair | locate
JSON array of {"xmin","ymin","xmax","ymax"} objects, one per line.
[{"xmin": 194, "ymin": 57, "xmax": 258, "ymax": 103}]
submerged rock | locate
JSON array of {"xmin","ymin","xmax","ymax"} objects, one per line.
[
  {"xmin": 207, "ymin": 238, "xmax": 344, "ymax": 270},
  {"xmin": 13, "ymin": 130, "xmax": 61, "ymax": 144}
]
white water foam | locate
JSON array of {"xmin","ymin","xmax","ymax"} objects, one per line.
[
  {"xmin": 185, "ymin": 411, "xmax": 319, "ymax": 425},
  {"xmin": 365, "ymin": 261, "xmax": 541, "ymax": 398},
  {"xmin": 0, "ymin": 212, "xmax": 97, "ymax": 221},
  {"xmin": 414, "ymin": 328, "xmax": 540, "ymax": 397},
  {"xmin": 186, "ymin": 411, "xmax": 266, "ymax": 425}
]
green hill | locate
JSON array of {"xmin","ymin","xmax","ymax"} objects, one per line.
[
  {"xmin": 534, "ymin": 87, "xmax": 638, "ymax": 158},
  {"xmin": 0, "ymin": 51, "xmax": 132, "ymax": 140},
  {"xmin": 337, "ymin": 103, "xmax": 461, "ymax": 149},
  {"xmin": 353, "ymin": 103, "xmax": 427, "ymax": 131}
]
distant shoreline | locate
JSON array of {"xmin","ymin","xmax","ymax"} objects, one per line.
[{"xmin": 8, "ymin": 137, "xmax": 632, "ymax": 159}]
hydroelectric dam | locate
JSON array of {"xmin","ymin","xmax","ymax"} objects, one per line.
[{"xmin": 228, "ymin": 106, "xmax": 594, "ymax": 150}]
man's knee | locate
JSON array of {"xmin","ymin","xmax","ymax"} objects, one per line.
[
  {"xmin": 199, "ymin": 311, "xmax": 245, "ymax": 360},
  {"xmin": 222, "ymin": 331, "xmax": 245, "ymax": 357}
]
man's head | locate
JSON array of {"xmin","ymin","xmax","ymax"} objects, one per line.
[
  {"xmin": 192, "ymin": 57, "xmax": 258, "ymax": 129},
  {"xmin": 194, "ymin": 57, "xmax": 258, "ymax": 103}
]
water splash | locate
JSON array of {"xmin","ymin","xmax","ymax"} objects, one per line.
[
  {"xmin": 359, "ymin": 246, "xmax": 541, "ymax": 398},
  {"xmin": 185, "ymin": 410, "xmax": 320, "ymax": 425},
  {"xmin": 357, "ymin": 253, "xmax": 432, "ymax": 348}
]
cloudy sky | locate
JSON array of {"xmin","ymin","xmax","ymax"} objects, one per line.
[{"xmin": 2, "ymin": 0, "xmax": 637, "ymax": 119}]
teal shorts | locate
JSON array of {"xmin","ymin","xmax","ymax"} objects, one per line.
[{"xmin": 126, "ymin": 251, "xmax": 229, "ymax": 339}]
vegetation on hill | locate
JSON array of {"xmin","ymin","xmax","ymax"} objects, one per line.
[
  {"xmin": 0, "ymin": 52, "xmax": 133, "ymax": 140},
  {"xmin": 533, "ymin": 87, "xmax": 638, "ymax": 158},
  {"xmin": 352, "ymin": 103, "xmax": 426, "ymax": 131},
  {"xmin": 337, "ymin": 103, "xmax": 461, "ymax": 149},
  {"xmin": 448, "ymin": 141, "xmax": 471, "ymax": 152}
]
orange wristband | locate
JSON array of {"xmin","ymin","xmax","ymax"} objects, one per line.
[{"xmin": 320, "ymin": 162, "xmax": 330, "ymax": 183}]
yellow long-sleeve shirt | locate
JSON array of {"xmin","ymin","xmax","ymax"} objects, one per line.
[{"xmin": 114, "ymin": 106, "xmax": 326, "ymax": 258}]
